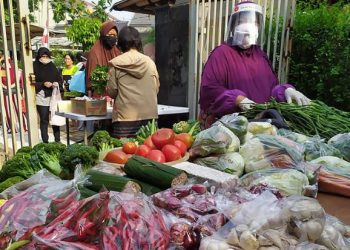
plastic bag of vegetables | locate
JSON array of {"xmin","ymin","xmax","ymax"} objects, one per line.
[
  {"xmin": 212, "ymin": 113, "xmax": 248, "ymax": 143},
  {"xmin": 0, "ymin": 168, "xmax": 86, "ymax": 249},
  {"xmin": 281, "ymin": 196, "xmax": 326, "ymax": 242},
  {"xmin": 102, "ymin": 192, "xmax": 170, "ymax": 250},
  {"xmin": 278, "ymin": 128, "xmax": 310, "ymax": 143},
  {"xmin": 240, "ymin": 169, "xmax": 310, "ymax": 197},
  {"xmin": 239, "ymin": 135, "xmax": 305, "ymax": 173},
  {"xmin": 200, "ymin": 192, "xmax": 300, "ymax": 250},
  {"xmin": 328, "ymin": 132, "xmax": 350, "ymax": 162},
  {"xmin": 303, "ymin": 136, "xmax": 343, "ymax": 161},
  {"xmin": 324, "ymin": 215, "xmax": 350, "ymax": 239},
  {"xmin": 194, "ymin": 152, "xmax": 245, "ymax": 177},
  {"xmin": 0, "ymin": 169, "xmax": 59, "ymax": 200},
  {"xmin": 189, "ymin": 125, "xmax": 240, "ymax": 158},
  {"xmin": 310, "ymin": 156, "xmax": 350, "ymax": 197},
  {"xmin": 247, "ymin": 121, "xmax": 278, "ymax": 136},
  {"xmin": 316, "ymin": 221, "xmax": 350, "ymax": 250},
  {"xmin": 26, "ymin": 191, "xmax": 109, "ymax": 249}
]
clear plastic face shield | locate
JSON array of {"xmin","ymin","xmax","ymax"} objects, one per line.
[{"xmin": 226, "ymin": 2, "xmax": 263, "ymax": 49}]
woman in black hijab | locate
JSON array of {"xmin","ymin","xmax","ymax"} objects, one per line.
[{"xmin": 33, "ymin": 47, "xmax": 63, "ymax": 143}]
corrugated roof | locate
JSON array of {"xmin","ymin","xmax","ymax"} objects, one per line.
[
  {"xmin": 129, "ymin": 14, "xmax": 155, "ymax": 27},
  {"xmin": 111, "ymin": 0, "xmax": 172, "ymax": 15}
]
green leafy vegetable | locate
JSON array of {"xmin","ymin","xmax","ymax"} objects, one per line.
[
  {"xmin": 173, "ymin": 121, "xmax": 190, "ymax": 134},
  {"xmin": 16, "ymin": 146, "xmax": 33, "ymax": 155},
  {"xmin": 136, "ymin": 119, "xmax": 157, "ymax": 143},
  {"xmin": 246, "ymin": 100, "xmax": 350, "ymax": 140},
  {"xmin": 0, "ymin": 176, "xmax": 24, "ymax": 192},
  {"xmin": 59, "ymin": 143, "xmax": 99, "ymax": 176},
  {"xmin": 241, "ymin": 169, "xmax": 309, "ymax": 196},
  {"xmin": 90, "ymin": 65, "xmax": 109, "ymax": 95},
  {"xmin": 0, "ymin": 154, "xmax": 42, "ymax": 181},
  {"xmin": 172, "ymin": 120, "xmax": 200, "ymax": 137}
]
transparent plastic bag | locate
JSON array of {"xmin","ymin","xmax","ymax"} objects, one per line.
[
  {"xmin": 316, "ymin": 222, "xmax": 350, "ymax": 250},
  {"xmin": 240, "ymin": 168, "xmax": 310, "ymax": 197},
  {"xmin": 232, "ymin": 192, "xmax": 285, "ymax": 231},
  {"xmin": 0, "ymin": 169, "xmax": 60, "ymax": 199},
  {"xmin": 303, "ymin": 136, "xmax": 343, "ymax": 161},
  {"xmin": 194, "ymin": 152, "xmax": 245, "ymax": 177},
  {"xmin": 101, "ymin": 192, "xmax": 170, "ymax": 250},
  {"xmin": 247, "ymin": 121, "xmax": 278, "ymax": 136},
  {"xmin": 295, "ymin": 242, "xmax": 328, "ymax": 250},
  {"xmin": 91, "ymin": 161, "xmax": 125, "ymax": 176},
  {"xmin": 212, "ymin": 113, "xmax": 248, "ymax": 143},
  {"xmin": 28, "ymin": 191, "xmax": 109, "ymax": 249},
  {"xmin": 281, "ymin": 196, "xmax": 326, "ymax": 242},
  {"xmin": 0, "ymin": 168, "xmax": 86, "ymax": 249},
  {"xmin": 152, "ymin": 184, "xmax": 230, "ymax": 249},
  {"xmin": 278, "ymin": 128, "xmax": 310, "ymax": 143},
  {"xmin": 199, "ymin": 192, "xmax": 297, "ymax": 250},
  {"xmin": 240, "ymin": 134, "xmax": 305, "ymax": 173},
  {"xmin": 315, "ymin": 214, "xmax": 350, "ymax": 250},
  {"xmin": 325, "ymin": 215, "xmax": 350, "ymax": 238},
  {"xmin": 310, "ymin": 156, "xmax": 350, "ymax": 197},
  {"xmin": 189, "ymin": 125, "xmax": 240, "ymax": 158},
  {"xmin": 328, "ymin": 132, "xmax": 350, "ymax": 161}
]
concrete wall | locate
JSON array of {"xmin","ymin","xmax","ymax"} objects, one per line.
[{"xmin": 155, "ymin": 5, "xmax": 189, "ymax": 107}]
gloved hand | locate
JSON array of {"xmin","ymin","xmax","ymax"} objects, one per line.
[
  {"xmin": 238, "ymin": 97, "xmax": 256, "ymax": 111},
  {"xmin": 285, "ymin": 88, "xmax": 310, "ymax": 106}
]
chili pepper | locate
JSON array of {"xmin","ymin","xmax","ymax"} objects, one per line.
[
  {"xmin": 75, "ymin": 220, "xmax": 97, "ymax": 240},
  {"xmin": 0, "ymin": 234, "xmax": 12, "ymax": 249},
  {"xmin": 5, "ymin": 239, "xmax": 30, "ymax": 250},
  {"xmin": 52, "ymin": 189, "xmax": 79, "ymax": 208}
]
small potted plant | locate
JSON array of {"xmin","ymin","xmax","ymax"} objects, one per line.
[
  {"xmin": 71, "ymin": 65, "xmax": 109, "ymax": 116},
  {"xmin": 90, "ymin": 65, "xmax": 109, "ymax": 96}
]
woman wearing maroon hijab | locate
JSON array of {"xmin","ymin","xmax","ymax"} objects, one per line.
[
  {"xmin": 199, "ymin": 1, "xmax": 310, "ymax": 129},
  {"xmin": 86, "ymin": 20, "xmax": 121, "ymax": 95}
]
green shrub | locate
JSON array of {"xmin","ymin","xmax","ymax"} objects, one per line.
[{"xmin": 289, "ymin": 3, "xmax": 350, "ymax": 111}]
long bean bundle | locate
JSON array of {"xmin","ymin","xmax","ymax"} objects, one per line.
[{"xmin": 245, "ymin": 100, "xmax": 350, "ymax": 140}]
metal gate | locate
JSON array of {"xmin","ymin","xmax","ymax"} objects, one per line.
[
  {"xmin": 187, "ymin": 0, "xmax": 296, "ymax": 118},
  {"xmin": 0, "ymin": 0, "xmax": 39, "ymax": 164}
]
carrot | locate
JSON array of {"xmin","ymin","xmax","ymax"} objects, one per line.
[{"xmin": 318, "ymin": 170, "xmax": 350, "ymax": 198}]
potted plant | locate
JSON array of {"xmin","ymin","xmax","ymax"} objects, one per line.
[{"xmin": 90, "ymin": 65, "xmax": 109, "ymax": 96}]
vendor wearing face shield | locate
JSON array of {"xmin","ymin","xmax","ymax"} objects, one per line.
[{"xmin": 199, "ymin": 1, "xmax": 310, "ymax": 129}]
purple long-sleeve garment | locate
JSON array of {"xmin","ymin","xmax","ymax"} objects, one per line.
[{"xmin": 199, "ymin": 44, "xmax": 292, "ymax": 118}]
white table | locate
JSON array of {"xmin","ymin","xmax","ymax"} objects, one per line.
[{"xmin": 56, "ymin": 104, "xmax": 189, "ymax": 145}]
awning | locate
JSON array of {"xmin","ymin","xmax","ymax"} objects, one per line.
[
  {"xmin": 111, "ymin": 0, "xmax": 174, "ymax": 14},
  {"xmin": 4, "ymin": 24, "xmax": 59, "ymax": 40}
]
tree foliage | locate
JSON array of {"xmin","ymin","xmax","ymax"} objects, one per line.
[
  {"xmin": 289, "ymin": 3, "xmax": 350, "ymax": 111},
  {"xmin": 66, "ymin": 17, "xmax": 102, "ymax": 51},
  {"xmin": 49, "ymin": 0, "xmax": 86, "ymax": 23},
  {"xmin": 89, "ymin": 0, "xmax": 113, "ymax": 21}
]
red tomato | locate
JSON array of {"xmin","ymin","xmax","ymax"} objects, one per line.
[
  {"xmin": 135, "ymin": 145, "xmax": 151, "ymax": 158},
  {"xmin": 174, "ymin": 140, "xmax": 187, "ymax": 157},
  {"xmin": 146, "ymin": 150, "xmax": 166, "ymax": 163},
  {"xmin": 151, "ymin": 128, "xmax": 175, "ymax": 149},
  {"xmin": 122, "ymin": 142, "xmax": 138, "ymax": 154},
  {"xmin": 162, "ymin": 144, "xmax": 182, "ymax": 162},
  {"xmin": 144, "ymin": 136, "xmax": 156, "ymax": 149},
  {"xmin": 175, "ymin": 133, "xmax": 194, "ymax": 148},
  {"xmin": 104, "ymin": 149, "xmax": 128, "ymax": 164}
]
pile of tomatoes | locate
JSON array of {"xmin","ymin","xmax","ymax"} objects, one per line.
[{"xmin": 104, "ymin": 128, "xmax": 194, "ymax": 164}]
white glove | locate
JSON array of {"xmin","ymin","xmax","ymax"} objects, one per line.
[
  {"xmin": 285, "ymin": 88, "xmax": 310, "ymax": 106},
  {"xmin": 238, "ymin": 97, "xmax": 256, "ymax": 111}
]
